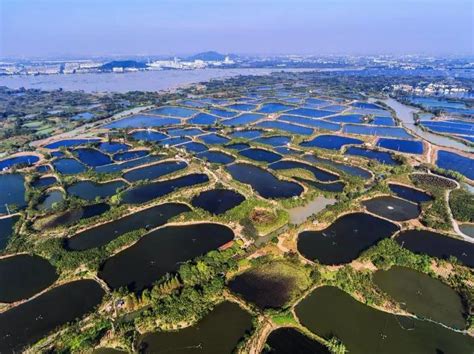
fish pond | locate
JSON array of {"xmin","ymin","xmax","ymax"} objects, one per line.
[
  {"xmin": 362, "ymin": 196, "xmax": 420, "ymax": 221},
  {"xmin": 239, "ymin": 148, "xmax": 282, "ymax": 163},
  {"xmin": 0, "ymin": 215, "xmax": 19, "ymax": 250},
  {"xmin": 388, "ymin": 184, "xmax": 432, "ymax": 203},
  {"xmin": 67, "ymin": 180, "xmax": 126, "ymax": 201},
  {"xmin": 138, "ymin": 301, "xmax": 252, "ymax": 354},
  {"xmin": 198, "ymin": 150, "xmax": 235, "ymax": 164},
  {"xmin": 297, "ymin": 213, "xmax": 399, "ymax": 265},
  {"xmin": 256, "ymin": 121, "xmax": 314, "ymax": 135},
  {"xmin": 123, "ymin": 161, "xmax": 187, "ymax": 183},
  {"xmin": 436, "ymin": 150, "xmax": 474, "ymax": 180},
  {"xmin": 373, "ymin": 266, "xmax": 466, "ymax": 329},
  {"xmin": 53, "ymin": 158, "xmax": 87, "ymax": 174},
  {"xmin": 396, "ymin": 230, "xmax": 474, "ymax": 268},
  {"xmin": 269, "ymin": 160, "xmax": 339, "ymax": 182},
  {"xmin": 0, "ymin": 254, "xmax": 58, "ymax": 303},
  {"xmin": 345, "ymin": 147, "xmax": 399, "ymax": 165},
  {"xmin": 295, "ymin": 286, "xmax": 474, "ymax": 354},
  {"xmin": 99, "ymin": 223, "xmax": 234, "ymax": 291},
  {"xmin": 377, "ymin": 138, "xmax": 423, "ymax": 154},
  {"xmin": 300, "ymin": 135, "xmax": 363, "ymax": 150},
  {"xmin": 226, "ymin": 163, "xmax": 303, "ymax": 199},
  {"xmin": 65, "ymin": 202, "xmax": 190, "ymax": 251},
  {"xmin": 0, "ymin": 155, "xmax": 39, "ymax": 170},
  {"xmin": 0, "ymin": 174, "xmax": 26, "ymax": 214},
  {"xmin": 75, "ymin": 148, "xmax": 112, "ymax": 167},
  {"xmin": 263, "ymin": 328, "xmax": 330, "ymax": 354},
  {"xmin": 120, "ymin": 173, "xmax": 209, "ymax": 204},
  {"xmin": 0, "ymin": 279, "xmax": 105, "ymax": 353},
  {"xmin": 191, "ymin": 189, "xmax": 245, "ymax": 215}
]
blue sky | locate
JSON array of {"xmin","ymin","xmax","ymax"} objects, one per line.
[{"xmin": 1, "ymin": 0, "xmax": 472, "ymax": 58}]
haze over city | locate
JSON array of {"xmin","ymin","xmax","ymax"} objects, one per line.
[{"xmin": 1, "ymin": 0, "xmax": 473, "ymax": 58}]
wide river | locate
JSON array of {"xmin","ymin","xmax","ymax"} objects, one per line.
[
  {"xmin": 382, "ymin": 97, "xmax": 473, "ymax": 153},
  {"xmin": 0, "ymin": 68, "xmax": 313, "ymax": 93}
]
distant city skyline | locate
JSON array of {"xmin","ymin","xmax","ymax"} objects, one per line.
[{"xmin": 1, "ymin": 0, "xmax": 472, "ymax": 58}]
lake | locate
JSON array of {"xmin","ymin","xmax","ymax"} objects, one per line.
[{"xmin": 99, "ymin": 223, "xmax": 234, "ymax": 291}]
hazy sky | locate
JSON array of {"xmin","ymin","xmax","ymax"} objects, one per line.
[{"xmin": 1, "ymin": 0, "xmax": 472, "ymax": 58}]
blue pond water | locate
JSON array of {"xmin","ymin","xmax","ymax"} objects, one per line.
[
  {"xmin": 113, "ymin": 150, "xmax": 149, "ymax": 161},
  {"xmin": 230, "ymin": 130, "xmax": 263, "ymax": 139},
  {"xmin": 0, "ymin": 155, "xmax": 39, "ymax": 170},
  {"xmin": 167, "ymin": 128, "xmax": 203, "ymax": 137},
  {"xmin": 105, "ymin": 115, "xmax": 180, "ymax": 129},
  {"xmin": 256, "ymin": 121, "xmax": 313, "ymax": 135},
  {"xmin": 36, "ymin": 190, "xmax": 64, "ymax": 211},
  {"xmin": 67, "ymin": 180, "xmax": 126, "ymax": 201},
  {"xmin": 345, "ymin": 147, "xmax": 399, "ymax": 165},
  {"xmin": 225, "ymin": 143, "xmax": 250, "ymax": 151},
  {"xmin": 226, "ymin": 163, "xmax": 303, "ymax": 199},
  {"xmin": 253, "ymin": 136, "xmax": 291, "ymax": 147},
  {"xmin": 123, "ymin": 161, "xmax": 187, "ymax": 183},
  {"xmin": 121, "ymin": 173, "xmax": 209, "ymax": 204},
  {"xmin": 351, "ymin": 102, "xmax": 382, "ymax": 110},
  {"xmin": 257, "ymin": 102, "xmax": 294, "ymax": 113},
  {"xmin": 279, "ymin": 115, "xmax": 340, "ymax": 131},
  {"xmin": 130, "ymin": 130, "xmax": 168, "ymax": 142},
  {"xmin": 239, "ymin": 148, "xmax": 282, "ymax": 163},
  {"xmin": 437, "ymin": 151, "xmax": 474, "ymax": 180},
  {"xmin": 269, "ymin": 160, "xmax": 339, "ymax": 182},
  {"xmin": 0, "ymin": 215, "xmax": 19, "ymax": 250},
  {"xmin": 222, "ymin": 113, "xmax": 264, "ymax": 126},
  {"xmin": 304, "ymin": 155, "xmax": 372, "ymax": 179},
  {"xmin": 274, "ymin": 147, "xmax": 302, "ymax": 155},
  {"xmin": 98, "ymin": 142, "xmax": 129, "ymax": 154},
  {"xmin": 343, "ymin": 124, "xmax": 413, "ymax": 139},
  {"xmin": 94, "ymin": 155, "xmax": 161, "ymax": 174},
  {"xmin": 75, "ymin": 148, "xmax": 112, "ymax": 167},
  {"xmin": 31, "ymin": 176, "xmax": 57, "ymax": 189},
  {"xmin": 208, "ymin": 108, "xmax": 239, "ymax": 118},
  {"xmin": 197, "ymin": 151, "xmax": 235, "ymax": 164},
  {"xmin": 0, "ymin": 174, "xmax": 26, "ymax": 214},
  {"xmin": 285, "ymin": 108, "xmax": 333, "ymax": 118},
  {"xmin": 372, "ymin": 116, "xmax": 395, "ymax": 126},
  {"xmin": 200, "ymin": 133, "xmax": 230, "ymax": 145},
  {"xmin": 377, "ymin": 138, "xmax": 423, "ymax": 154},
  {"xmin": 51, "ymin": 151, "xmax": 65, "ymax": 158},
  {"xmin": 44, "ymin": 138, "xmax": 100, "ymax": 149},
  {"xmin": 389, "ymin": 184, "xmax": 432, "ymax": 203},
  {"xmin": 226, "ymin": 103, "xmax": 258, "ymax": 112},
  {"xmin": 421, "ymin": 121, "xmax": 474, "ymax": 137},
  {"xmin": 322, "ymin": 104, "xmax": 346, "ymax": 112},
  {"xmin": 147, "ymin": 106, "xmax": 197, "ymax": 118},
  {"xmin": 188, "ymin": 113, "xmax": 218, "ymax": 125},
  {"xmin": 53, "ymin": 158, "xmax": 87, "ymax": 174},
  {"xmin": 305, "ymin": 98, "xmax": 329, "ymax": 107},
  {"xmin": 36, "ymin": 165, "xmax": 51, "ymax": 173},
  {"xmin": 300, "ymin": 135, "xmax": 363, "ymax": 150},
  {"xmin": 71, "ymin": 112, "xmax": 94, "ymax": 121},
  {"xmin": 182, "ymin": 142, "xmax": 208, "ymax": 153},
  {"xmin": 159, "ymin": 136, "xmax": 191, "ymax": 146},
  {"xmin": 327, "ymin": 114, "xmax": 364, "ymax": 124},
  {"xmin": 179, "ymin": 100, "xmax": 207, "ymax": 108}
]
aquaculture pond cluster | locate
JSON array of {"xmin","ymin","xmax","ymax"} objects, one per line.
[{"xmin": 0, "ymin": 73, "xmax": 473, "ymax": 354}]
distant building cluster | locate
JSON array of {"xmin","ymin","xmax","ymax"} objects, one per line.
[{"xmin": 392, "ymin": 83, "xmax": 469, "ymax": 96}]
